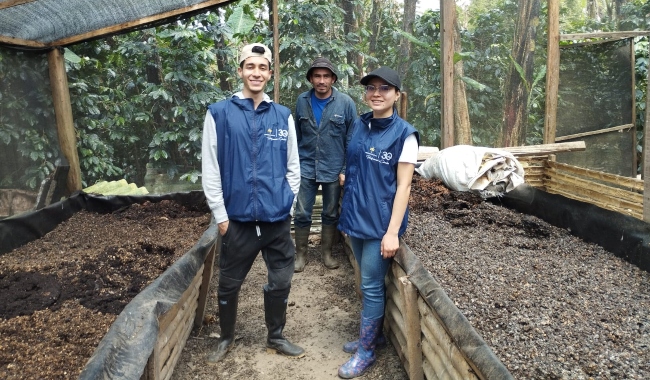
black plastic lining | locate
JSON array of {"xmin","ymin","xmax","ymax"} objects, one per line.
[{"xmin": 496, "ymin": 184, "xmax": 650, "ymax": 273}]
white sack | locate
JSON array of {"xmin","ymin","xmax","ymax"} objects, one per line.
[{"xmin": 415, "ymin": 145, "xmax": 525, "ymax": 198}]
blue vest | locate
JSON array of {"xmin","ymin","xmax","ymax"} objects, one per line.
[
  {"xmin": 339, "ymin": 111, "xmax": 419, "ymax": 239},
  {"xmin": 208, "ymin": 97, "xmax": 294, "ymax": 222}
]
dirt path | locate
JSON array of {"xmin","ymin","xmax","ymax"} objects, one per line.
[{"xmin": 171, "ymin": 236, "xmax": 408, "ymax": 380}]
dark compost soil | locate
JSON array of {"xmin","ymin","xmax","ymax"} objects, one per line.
[
  {"xmin": 404, "ymin": 176, "xmax": 650, "ymax": 379},
  {"xmin": 0, "ymin": 200, "xmax": 211, "ymax": 379}
]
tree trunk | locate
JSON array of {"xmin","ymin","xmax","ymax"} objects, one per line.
[
  {"xmin": 398, "ymin": 0, "xmax": 417, "ymax": 93},
  {"xmin": 214, "ymin": 27, "xmax": 231, "ymax": 93},
  {"xmin": 499, "ymin": 0, "xmax": 540, "ymax": 147},
  {"xmin": 342, "ymin": 0, "xmax": 364, "ymax": 85},
  {"xmin": 367, "ymin": 0, "xmax": 381, "ymax": 72},
  {"xmin": 453, "ymin": 6, "xmax": 472, "ymax": 145},
  {"xmin": 587, "ymin": 0, "xmax": 599, "ymax": 20}
]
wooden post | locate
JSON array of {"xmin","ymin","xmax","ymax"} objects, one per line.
[
  {"xmin": 642, "ymin": 41, "xmax": 650, "ymax": 223},
  {"xmin": 400, "ymin": 92, "xmax": 408, "ymax": 121},
  {"xmin": 272, "ymin": 0, "xmax": 280, "ymax": 103},
  {"xmin": 440, "ymin": 0, "xmax": 454, "ymax": 148},
  {"xmin": 194, "ymin": 241, "xmax": 217, "ymax": 328},
  {"xmin": 631, "ymin": 40, "xmax": 638, "ymax": 175},
  {"xmin": 544, "ymin": 0, "xmax": 560, "ymax": 144},
  {"xmin": 47, "ymin": 47, "xmax": 82, "ymax": 193},
  {"xmin": 397, "ymin": 275, "xmax": 423, "ymax": 380}
]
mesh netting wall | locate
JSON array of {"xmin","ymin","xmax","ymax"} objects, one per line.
[
  {"xmin": 556, "ymin": 38, "xmax": 635, "ymax": 177},
  {"xmin": 0, "ymin": 48, "xmax": 60, "ymax": 218}
]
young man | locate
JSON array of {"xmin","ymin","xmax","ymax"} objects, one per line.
[
  {"xmin": 201, "ymin": 43, "xmax": 304, "ymax": 363},
  {"xmin": 293, "ymin": 57, "xmax": 357, "ymax": 272}
]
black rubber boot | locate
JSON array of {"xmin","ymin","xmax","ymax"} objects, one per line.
[
  {"xmin": 264, "ymin": 291, "xmax": 305, "ymax": 358},
  {"xmin": 294, "ymin": 226, "xmax": 310, "ymax": 272},
  {"xmin": 207, "ymin": 294, "xmax": 238, "ymax": 364},
  {"xmin": 321, "ymin": 224, "xmax": 340, "ymax": 269}
]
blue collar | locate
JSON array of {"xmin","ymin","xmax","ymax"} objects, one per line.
[{"xmin": 361, "ymin": 110, "xmax": 398, "ymax": 129}]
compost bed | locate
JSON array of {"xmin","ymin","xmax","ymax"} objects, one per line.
[
  {"xmin": 404, "ymin": 176, "xmax": 649, "ymax": 379},
  {"xmin": 0, "ymin": 199, "xmax": 211, "ymax": 379},
  {"xmin": 2, "ymin": 177, "xmax": 649, "ymax": 379}
]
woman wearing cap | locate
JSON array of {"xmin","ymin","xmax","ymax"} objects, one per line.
[{"xmin": 337, "ymin": 67, "xmax": 419, "ymax": 378}]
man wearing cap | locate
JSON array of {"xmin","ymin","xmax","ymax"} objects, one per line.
[
  {"xmin": 293, "ymin": 57, "xmax": 357, "ymax": 272},
  {"xmin": 201, "ymin": 42, "xmax": 304, "ymax": 363}
]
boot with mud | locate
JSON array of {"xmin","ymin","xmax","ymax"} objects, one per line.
[
  {"xmin": 264, "ymin": 290, "xmax": 305, "ymax": 358},
  {"xmin": 207, "ymin": 294, "xmax": 238, "ymax": 364},
  {"xmin": 321, "ymin": 224, "xmax": 339, "ymax": 269},
  {"xmin": 294, "ymin": 226, "xmax": 310, "ymax": 272}
]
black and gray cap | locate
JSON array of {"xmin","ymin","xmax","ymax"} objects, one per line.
[
  {"xmin": 306, "ymin": 57, "xmax": 338, "ymax": 83},
  {"xmin": 360, "ymin": 67, "xmax": 401, "ymax": 91}
]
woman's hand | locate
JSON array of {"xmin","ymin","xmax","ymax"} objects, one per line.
[{"xmin": 381, "ymin": 232, "xmax": 399, "ymax": 259}]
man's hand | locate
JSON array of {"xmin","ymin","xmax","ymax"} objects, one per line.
[
  {"xmin": 339, "ymin": 173, "xmax": 346, "ymax": 187},
  {"xmin": 218, "ymin": 220, "xmax": 229, "ymax": 236}
]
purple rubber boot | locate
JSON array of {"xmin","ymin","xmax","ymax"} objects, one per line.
[
  {"xmin": 338, "ymin": 316, "xmax": 382, "ymax": 379},
  {"xmin": 342, "ymin": 327, "xmax": 386, "ymax": 354}
]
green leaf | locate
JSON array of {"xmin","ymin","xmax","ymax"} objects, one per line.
[
  {"xmin": 64, "ymin": 48, "xmax": 82, "ymax": 64},
  {"xmin": 227, "ymin": 6, "xmax": 256, "ymax": 35},
  {"xmin": 461, "ymin": 76, "xmax": 488, "ymax": 91}
]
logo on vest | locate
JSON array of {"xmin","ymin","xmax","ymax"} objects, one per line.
[
  {"xmin": 365, "ymin": 146, "xmax": 392, "ymax": 165},
  {"xmin": 265, "ymin": 127, "xmax": 289, "ymax": 141}
]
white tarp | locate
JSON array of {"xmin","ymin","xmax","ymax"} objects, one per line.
[{"xmin": 415, "ymin": 145, "xmax": 525, "ymax": 198}]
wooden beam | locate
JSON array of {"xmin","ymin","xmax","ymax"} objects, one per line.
[
  {"xmin": 560, "ymin": 31, "xmax": 650, "ymax": 41},
  {"xmin": 272, "ymin": 0, "xmax": 279, "ymax": 103},
  {"xmin": 50, "ymin": 0, "xmax": 234, "ymax": 47},
  {"xmin": 544, "ymin": 0, "xmax": 559, "ymax": 144},
  {"xmin": 641, "ymin": 41, "xmax": 650, "ymax": 223},
  {"xmin": 555, "ymin": 124, "xmax": 634, "ymax": 142},
  {"xmin": 502, "ymin": 141, "xmax": 586, "ymax": 156},
  {"xmin": 397, "ymin": 275, "xmax": 423, "ymax": 380},
  {"xmin": 48, "ymin": 48, "xmax": 82, "ymax": 193},
  {"xmin": 0, "ymin": 34, "xmax": 48, "ymax": 49},
  {"xmin": 0, "ymin": 0, "xmax": 36, "ymax": 11},
  {"xmin": 559, "ymin": 36, "xmax": 630, "ymax": 49},
  {"xmin": 400, "ymin": 92, "xmax": 408, "ymax": 121},
  {"xmin": 194, "ymin": 243, "xmax": 216, "ymax": 328},
  {"xmin": 631, "ymin": 40, "xmax": 638, "ymax": 175},
  {"xmin": 440, "ymin": 0, "xmax": 454, "ymax": 148}
]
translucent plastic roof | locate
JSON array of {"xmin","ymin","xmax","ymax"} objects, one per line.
[{"xmin": 0, "ymin": 0, "xmax": 233, "ymax": 49}]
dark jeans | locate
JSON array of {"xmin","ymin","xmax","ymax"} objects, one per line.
[
  {"xmin": 217, "ymin": 217, "xmax": 295, "ymax": 299},
  {"xmin": 294, "ymin": 177, "xmax": 341, "ymax": 228}
]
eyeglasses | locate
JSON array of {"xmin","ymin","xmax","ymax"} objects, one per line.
[{"xmin": 365, "ymin": 84, "xmax": 392, "ymax": 95}]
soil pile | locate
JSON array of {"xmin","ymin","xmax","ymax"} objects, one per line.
[
  {"xmin": 0, "ymin": 200, "xmax": 211, "ymax": 379},
  {"xmin": 404, "ymin": 176, "xmax": 650, "ymax": 379}
]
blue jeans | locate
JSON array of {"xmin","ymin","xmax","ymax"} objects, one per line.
[
  {"xmin": 349, "ymin": 236, "xmax": 392, "ymax": 320},
  {"xmin": 294, "ymin": 177, "xmax": 342, "ymax": 228}
]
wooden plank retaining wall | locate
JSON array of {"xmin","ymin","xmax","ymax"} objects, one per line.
[
  {"xmin": 141, "ymin": 244, "xmax": 217, "ymax": 380},
  {"xmin": 543, "ymin": 160, "xmax": 643, "ymax": 219},
  {"xmin": 519, "ymin": 156, "xmax": 643, "ymax": 220}
]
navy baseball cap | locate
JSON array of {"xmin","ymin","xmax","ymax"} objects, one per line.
[{"xmin": 360, "ymin": 67, "xmax": 401, "ymax": 90}]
